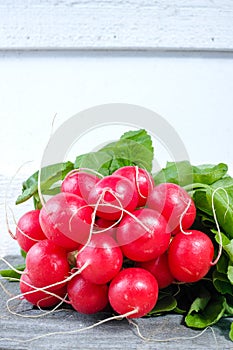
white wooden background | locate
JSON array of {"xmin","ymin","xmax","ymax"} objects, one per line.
[
  {"xmin": 1, "ymin": 0, "xmax": 233, "ymax": 51},
  {"xmin": 1, "ymin": 1, "xmax": 233, "ymax": 256}
]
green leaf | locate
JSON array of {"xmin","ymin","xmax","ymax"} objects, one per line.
[
  {"xmin": 75, "ymin": 151, "xmax": 113, "ymax": 177},
  {"xmin": 216, "ymin": 253, "xmax": 229, "ymax": 274},
  {"xmin": 16, "ymin": 161, "xmax": 74, "ymax": 205},
  {"xmin": 185, "ymin": 295, "xmax": 226, "ymax": 328},
  {"xmin": 212, "ymin": 229, "xmax": 233, "ymax": 262},
  {"xmin": 103, "ymin": 129, "xmax": 153, "ymax": 155},
  {"xmin": 192, "ymin": 163, "xmax": 228, "ymax": 185},
  {"xmin": 193, "ymin": 190, "xmax": 213, "ymax": 216},
  {"xmin": 121, "ymin": 129, "xmax": 153, "ymax": 148},
  {"xmin": 74, "ymin": 129, "xmax": 154, "ymax": 176},
  {"xmin": 16, "ymin": 170, "xmax": 39, "ymax": 204},
  {"xmin": 95, "ymin": 129, "xmax": 154, "ymax": 173},
  {"xmin": 223, "ymin": 295, "xmax": 233, "ymax": 316},
  {"xmin": 153, "ymin": 161, "xmax": 228, "ymax": 187},
  {"xmin": 39, "ymin": 161, "xmax": 74, "ymax": 193},
  {"xmin": 225, "ymin": 238, "xmax": 233, "ymax": 262},
  {"xmin": 173, "ymin": 306, "xmax": 187, "ymax": 315},
  {"xmin": 206, "ymin": 179, "xmax": 233, "ymax": 239},
  {"xmin": 0, "ymin": 264, "xmax": 25, "ymax": 281},
  {"xmin": 20, "ymin": 249, "xmax": 27, "ymax": 259},
  {"xmin": 192, "ymin": 176, "xmax": 233, "ymax": 241},
  {"xmin": 213, "ymin": 270, "xmax": 233, "ymax": 295},
  {"xmin": 229, "ymin": 322, "xmax": 233, "ymax": 341},
  {"xmin": 228, "ymin": 264, "xmax": 233, "ymax": 284},
  {"xmin": 153, "ymin": 161, "xmax": 193, "ymax": 186},
  {"xmin": 147, "ymin": 295, "xmax": 177, "ymax": 316},
  {"xmin": 16, "ymin": 129, "xmax": 153, "ymax": 206}
]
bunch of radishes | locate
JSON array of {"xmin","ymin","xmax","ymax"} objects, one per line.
[{"xmin": 15, "ymin": 166, "xmax": 215, "ymax": 318}]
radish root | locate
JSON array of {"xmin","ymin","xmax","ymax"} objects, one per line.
[
  {"xmin": 178, "ymin": 198, "xmax": 192, "ymax": 235},
  {"xmin": 128, "ymin": 319, "xmax": 218, "ymax": 346},
  {"xmin": 0, "ymin": 309, "xmax": 138, "ymax": 343}
]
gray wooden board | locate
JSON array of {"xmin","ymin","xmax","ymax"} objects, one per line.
[{"xmin": 0, "ymin": 256, "xmax": 232, "ymax": 350}]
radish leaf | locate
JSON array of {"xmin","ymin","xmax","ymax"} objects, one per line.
[
  {"xmin": 16, "ymin": 161, "xmax": 74, "ymax": 206},
  {"xmin": 185, "ymin": 296, "xmax": 225, "ymax": 328},
  {"xmin": 75, "ymin": 129, "xmax": 154, "ymax": 175}
]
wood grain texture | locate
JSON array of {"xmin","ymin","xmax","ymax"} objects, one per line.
[
  {"xmin": 1, "ymin": 0, "xmax": 233, "ymax": 51},
  {"xmin": 0, "ymin": 175, "xmax": 32, "ymax": 256},
  {"xmin": 0, "ymin": 256, "xmax": 232, "ymax": 349}
]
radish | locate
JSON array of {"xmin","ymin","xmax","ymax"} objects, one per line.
[
  {"xmin": 136, "ymin": 252, "xmax": 174, "ymax": 289},
  {"xmin": 147, "ymin": 183, "xmax": 196, "ymax": 234},
  {"xmin": 88, "ymin": 174, "xmax": 138, "ymax": 221},
  {"xmin": 39, "ymin": 192, "xmax": 93, "ymax": 250},
  {"xmin": 61, "ymin": 171, "xmax": 100, "ymax": 202},
  {"xmin": 67, "ymin": 274, "xmax": 108, "ymax": 314},
  {"xmin": 168, "ymin": 230, "xmax": 214, "ymax": 283},
  {"xmin": 26, "ymin": 239, "xmax": 70, "ymax": 289},
  {"xmin": 16, "ymin": 209, "xmax": 46, "ymax": 252},
  {"xmin": 108, "ymin": 267, "xmax": 158, "ymax": 318},
  {"xmin": 94, "ymin": 217, "xmax": 117, "ymax": 239},
  {"xmin": 113, "ymin": 165, "xmax": 154, "ymax": 207},
  {"xmin": 116, "ymin": 208, "xmax": 171, "ymax": 262},
  {"xmin": 76, "ymin": 233, "xmax": 123, "ymax": 284},
  {"xmin": 20, "ymin": 272, "xmax": 67, "ymax": 308}
]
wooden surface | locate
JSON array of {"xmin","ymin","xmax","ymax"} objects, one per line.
[
  {"xmin": 1, "ymin": 0, "xmax": 233, "ymax": 51},
  {"xmin": 0, "ymin": 256, "xmax": 232, "ymax": 350}
]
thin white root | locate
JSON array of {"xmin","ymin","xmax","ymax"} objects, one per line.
[
  {"xmin": 98, "ymin": 203, "xmax": 153, "ymax": 234},
  {"xmin": 5, "ymin": 205, "xmax": 16, "ymax": 239},
  {"xmin": 134, "ymin": 165, "xmax": 154, "ymax": 201},
  {"xmin": 6, "ymin": 289, "xmax": 68, "ymax": 319},
  {"xmin": 179, "ymin": 198, "xmax": 192, "ymax": 235},
  {"xmin": 128, "ymin": 319, "xmax": 218, "ymax": 347},
  {"xmin": 38, "ymin": 166, "xmax": 47, "ymax": 209},
  {"xmin": 1, "ymin": 260, "xmax": 89, "ymax": 319},
  {"xmin": 78, "ymin": 187, "xmax": 124, "ymax": 255},
  {"xmin": 8, "ymin": 207, "xmax": 40, "ymax": 243},
  {"xmin": 134, "ymin": 166, "xmax": 146, "ymax": 199},
  {"xmin": 69, "ymin": 186, "xmax": 152, "ymax": 257},
  {"xmin": 0, "ymin": 279, "xmax": 15, "ymax": 297},
  {"xmin": 0, "ymin": 257, "xmax": 25, "ymax": 275},
  {"xmin": 0, "ymin": 309, "xmax": 138, "ymax": 343}
]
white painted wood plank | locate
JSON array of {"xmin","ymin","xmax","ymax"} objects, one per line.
[
  {"xmin": 0, "ymin": 174, "xmax": 29, "ymax": 256},
  {"xmin": 0, "ymin": 0, "xmax": 233, "ymax": 51}
]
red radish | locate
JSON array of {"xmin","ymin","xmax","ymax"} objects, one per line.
[
  {"xmin": 61, "ymin": 171, "xmax": 100, "ymax": 202},
  {"xmin": 39, "ymin": 192, "xmax": 93, "ymax": 250},
  {"xmin": 88, "ymin": 174, "xmax": 138, "ymax": 221},
  {"xmin": 116, "ymin": 208, "xmax": 171, "ymax": 262},
  {"xmin": 108, "ymin": 267, "xmax": 158, "ymax": 318},
  {"xmin": 67, "ymin": 274, "xmax": 108, "ymax": 314},
  {"xmin": 20, "ymin": 272, "xmax": 67, "ymax": 308},
  {"xmin": 168, "ymin": 230, "xmax": 214, "ymax": 283},
  {"xmin": 26, "ymin": 239, "xmax": 70, "ymax": 289},
  {"xmin": 95, "ymin": 217, "xmax": 117, "ymax": 239},
  {"xmin": 16, "ymin": 210, "xmax": 46, "ymax": 252},
  {"xmin": 113, "ymin": 166, "xmax": 154, "ymax": 207},
  {"xmin": 147, "ymin": 183, "xmax": 196, "ymax": 234},
  {"xmin": 136, "ymin": 252, "xmax": 174, "ymax": 289},
  {"xmin": 76, "ymin": 233, "xmax": 123, "ymax": 284}
]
